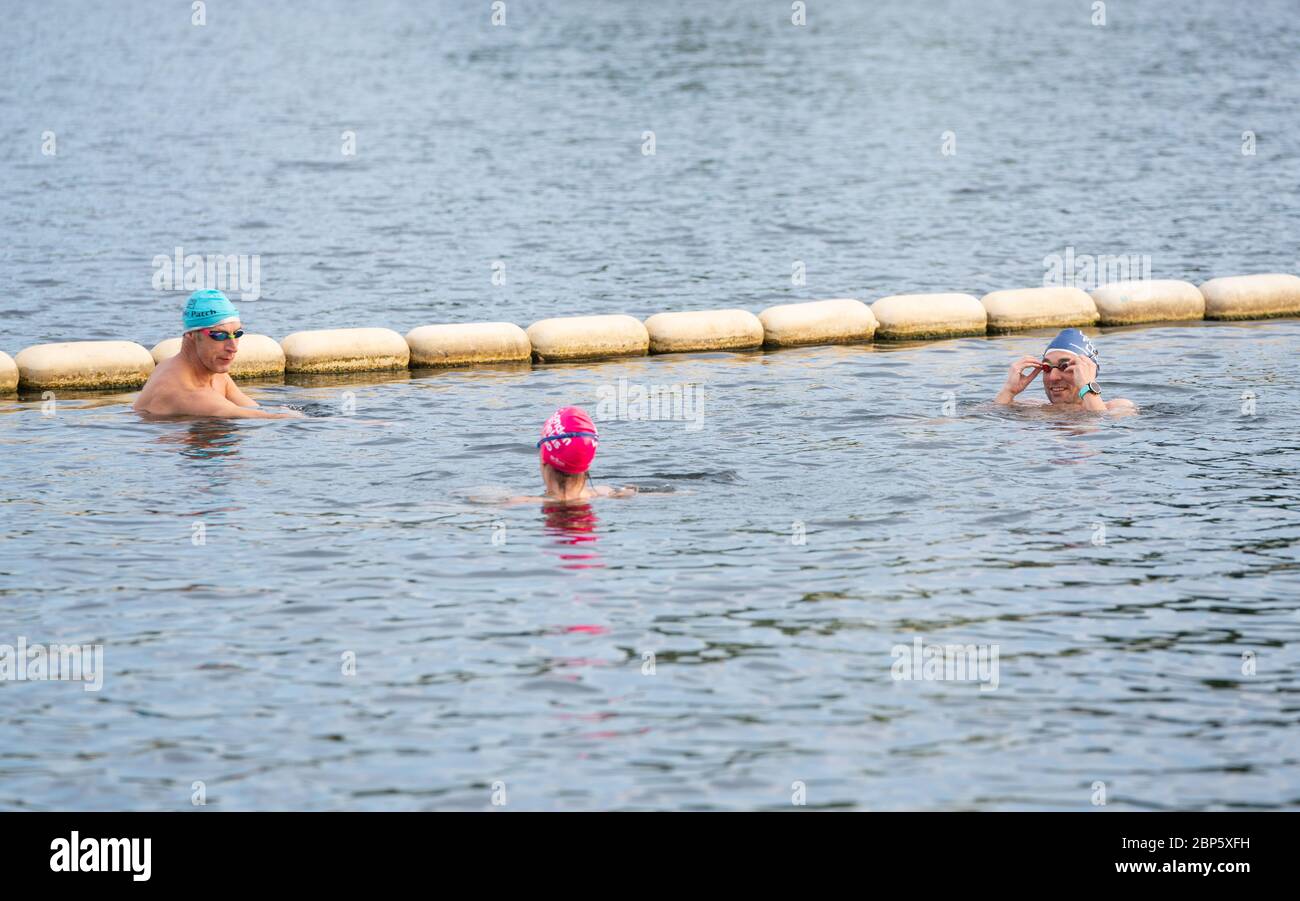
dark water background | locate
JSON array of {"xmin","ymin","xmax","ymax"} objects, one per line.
[
  {"xmin": 2, "ymin": 0, "xmax": 1298, "ymax": 346},
  {"xmin": 1, "ymin": 0, "xmax": 1298, "ymax": 809}
]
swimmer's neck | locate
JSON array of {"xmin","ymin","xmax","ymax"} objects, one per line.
[
  {"xmin": 176, "ymin": 340, "xmax": 222, "ymax": 388},
  {"xmin": 541, "ymin": 469, "xmax": 593, "ymax": 501}
]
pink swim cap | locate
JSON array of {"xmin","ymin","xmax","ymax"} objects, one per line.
[{"xmin": 538, "ymin": 406, "xmax": 599, "ymax": 474}]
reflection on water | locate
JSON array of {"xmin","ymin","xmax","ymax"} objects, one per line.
[
  {"xmin": 152, "ymin": 419, "xmax": 245, "ymax": 461},
  {"xmin": 541, "ymin": 502, "xmax": 604, "ymax": 570},
  {"xmin": 1, "ymin": 322, "xmax": 1298, "ymax": 811}
]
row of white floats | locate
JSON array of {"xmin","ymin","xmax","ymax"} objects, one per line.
[{"xmin": 3, "ymin": 273, "xmax": 1299, "ymax": 392}]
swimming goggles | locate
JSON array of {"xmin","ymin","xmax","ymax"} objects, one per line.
[
  {"xmin": 203, "ymin": 329, "xmax": 245, "ymax": 341},
  {"xmin": 536, "ymin": 431, "xmax": 598, "ymax": 447}
]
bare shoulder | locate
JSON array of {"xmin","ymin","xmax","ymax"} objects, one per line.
[
  {"xmin": 134, "ymin": 359, "xmax": 176, "ymax": 412},
  {"xmin": 135, "ymin": 381, "xmax": 188, "ymax": 416},
  {"xmin": 150, "ymin": 354, "xmax": 183, "ymax": 380},
  {"xmin": 135, "ymin": 367, "xmax": 213, "ymax": 417},
  {"xmin": 1106, "ymin": 398, "xmax": 1137, "ymax": 415},
  {"xmin": 134, "ymin": 390, "xmax": 171, "ymax": 415},
  {"xmin": 137, "ymin": 355, "xmax": 179, "ymax": 387},
  {"xmin": 592, "ymin": 485, "xmax": 637, "ymax": 498}
]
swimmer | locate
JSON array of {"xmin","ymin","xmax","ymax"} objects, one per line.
[
  {"xmin": 509, "ymin": 406, "xmax": 636, "ymax": 503},
  {"xmin": 995, "ymin": 328, "xmax": 1136, "ymax": 413},
  {"xmin": 134, "ymin": 289, "xmax": 303, "ymax": 419}
]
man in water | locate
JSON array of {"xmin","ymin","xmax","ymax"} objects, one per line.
[
  {"xmin": 509, "ymin": 406, "xmax": 636, "ymax": 502},
  {"xmin": 995, "ymin": 328, "xmax": 1135, "ymax": 413},
  {"xmin": 134, "ymin": 289, "xmax": 303, "ymax": 419}
]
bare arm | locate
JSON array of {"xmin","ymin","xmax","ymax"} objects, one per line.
[
  {"xmin": 995, "ymin": 356, "xmax": 1043, "ymax": 405},
  {"xmin": 164, "ymin": 388, "xmax": 302, "ymax": 419},
  {"xmin": 222, "ymin": 375, "xmax": 260, "ymax": 409},
  {"xmin": 1080, "ymin": 393, "xmax": 1107, "ymax": 412}
]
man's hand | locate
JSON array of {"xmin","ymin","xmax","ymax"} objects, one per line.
[
  {"xmin": 994, "ymin": 355, "xmax": 1043, "ymax": 405},
  {"xmin": 1068, "ymin": 355, "xmax": 1107, "ymax": 411},
  {"xmin": 1070, "ymin": 354, "xmax": 1097, "ymax": 390}
]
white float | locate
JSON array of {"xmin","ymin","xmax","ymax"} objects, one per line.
[
  {"xmin": 643, "ymin": 309, "xmax": 765, "ymax": 354},
  {"xmin": 405, "ymin": 322, "xmax": 532, "ymax": 367},
  {"xmin": 1200, "ymin": 273, "xmax": 1300, "ymax": 320},
  {"xmin": 0, "ymin": 351, "xmax": 17, "ymax": 393},
  {"xmin": 1090, "ymin": 280, "xmax": 1205, "ymax": 325},
  {"xmin": 280, "ymin": 328, "xmax": 410, "ymax": 373},
  {"xmin": 15, "ymin": 341, "xmax": 155, "ymax": 391},
  {"xmin": 980, "ymin": 287, "xmax": 1099, "ymax": 333},
  {"xmin": 758, "ymin": 298, "xmax": 877, "ymax": 347},
  {"xmin": 870, "ymin": 293, "xmax": 987, "ymax": 340},
  {"xmin": 526, "ymin": 315, "xmax": 649, "ymax": 362}
]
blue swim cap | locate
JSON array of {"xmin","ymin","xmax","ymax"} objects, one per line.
[
  {"xmin": 183, "ymin": 289, "xmax": 240, "ymax": 332},
  {"xmin": 1044, "ymin": 328, "xmax": 1099, "ymax": 373}
]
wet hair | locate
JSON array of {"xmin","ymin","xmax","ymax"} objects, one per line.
[{"xmin": 548, "ymin": 467, "xmax": 590, "ymax": 489}]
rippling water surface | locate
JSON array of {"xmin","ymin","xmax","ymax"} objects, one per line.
[{"xmin": 1, "ymin": 0, "xmax": 1299, "ymax": 810}]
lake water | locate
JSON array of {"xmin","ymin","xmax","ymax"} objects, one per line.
[{"xmin": 1, "ymin": 0, "xmax": 1298, "ymax": 810}]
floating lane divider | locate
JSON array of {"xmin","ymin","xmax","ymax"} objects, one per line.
[
  {"xmin": 758, "ymin": 298, "xmax": 876, "ymax": 347},
  {"xmin": 1090, "ymin": 280, "xmax": 1205, "ymax": 326},
  {"xmin": 979, "ymin": 287, "xmax": 1099, "ymax": 333},
  {"xmin": 280, "ymin": 327, "xmax": 409, "ymax": 374},
  {"xmin": 643, "ymin": 309, "xmax": 765, "ymax": 354},
  {"xmin": 870, "ymin": 293, "xmax": 987, "ymax": 340},
  {"xmin": 151, "ymin": 334, "xmax": 286, "ymax": 378},
  {"xmin": 405, "ymin": 322, "xmax": 531, "ymax": 367},
  {"xmin": 1200, "ymin": 273, "xmax": 1300, "ymax": 320},
  {"xmin": 0, "ymin": 352, "xmax": 17, "ymax": 394},
  {"xmin": 526, "ymin": 314, "xmax": 649, "ymax": 362},
  {"xmin": 4, "ymin": 273, "xmax": 1297, "ymax": 392},
  {"xmin": 15, "ymin": 341, "xmax": 155, "ymax": 391}
]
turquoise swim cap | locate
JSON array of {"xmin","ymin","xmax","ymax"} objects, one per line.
[{"xmin": 183, "ymin": 289, "xmax": 240, "ymax": 332}]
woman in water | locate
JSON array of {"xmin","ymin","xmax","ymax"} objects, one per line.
[{"xmin": 510, "ymin": 406, "xmax": 636, "ymax": 503}]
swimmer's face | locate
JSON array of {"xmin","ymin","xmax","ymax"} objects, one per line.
[
  {"xmin": 189, "ymin": 321, "xmax": 242, "ymax": 373},
  {"xmin": 1041, "ymin": 351, "xmax": 1075, "ymax": 404}
]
